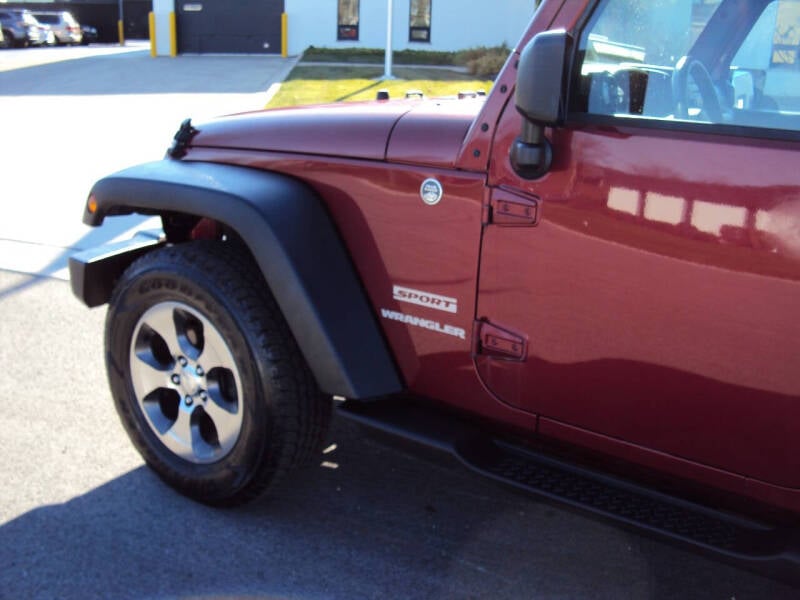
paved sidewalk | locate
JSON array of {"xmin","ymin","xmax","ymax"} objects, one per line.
[{"xmin": 0, "ymin": 43, "xmax": 298, "ymax": 280}]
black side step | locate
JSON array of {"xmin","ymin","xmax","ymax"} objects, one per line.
[{"xmin": 337, "ymin": 399, "xmax": 800, "ymax": 584}]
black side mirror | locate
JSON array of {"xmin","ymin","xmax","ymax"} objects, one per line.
[{"xmin": 511, "ymin": 30, "xmax": 572, "ymax": 179}]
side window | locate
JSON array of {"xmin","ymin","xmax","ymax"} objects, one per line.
[
  {"xmin": 337, "ymin": 0, "xmax": 359, "ymax": 41},
  {"xmin": 572, "ymin": 0, "xmax": 722, "ymax": 122},
  {"xmin": 410, "ymin": 0, "xmax": 431, "ymax": 43},
  {"xmin": 570, "ymin": 0, "xmax": 800, "ymax": 133}
]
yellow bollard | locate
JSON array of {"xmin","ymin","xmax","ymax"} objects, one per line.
[
  {"xmin": 169, "ymin": 12, "xmax": 177, "ymax": 57},
  {"xmin": 148, "ymin": 12, "xmax": 156, "ymax": 57},
  {"xmin": 118, "ymin": 19, "xmax": 124, "ymax": 46},
  {"xmin": 281, "ymin": 13, "xmax": 288, "ymax": 57}
]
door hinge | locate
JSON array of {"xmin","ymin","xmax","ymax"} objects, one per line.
[
  {"xmin": 490, "ymin": 189, "xmax": 538, "ymax": 226},
  {"xmin": 474, "ymin": 320, "xmax": 528, "ymax": 361}
]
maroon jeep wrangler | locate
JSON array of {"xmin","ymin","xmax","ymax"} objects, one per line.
[{"xmin": 70, "ymin": 0, "xmax": 799, "ymax": 580}]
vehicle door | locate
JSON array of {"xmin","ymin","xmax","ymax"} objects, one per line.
[{"xmin": 477, "ymin": 0, "xmax": 800, "ymax": 487}]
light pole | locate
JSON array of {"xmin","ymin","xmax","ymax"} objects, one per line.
[{"xmin": 383, "ymin": 0, "xmax": 394, "ymax": 80}]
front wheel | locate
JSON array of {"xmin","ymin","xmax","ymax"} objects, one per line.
[{"xmin": 105, "ymin": 241, "xmax": 331, "ymax": 506}]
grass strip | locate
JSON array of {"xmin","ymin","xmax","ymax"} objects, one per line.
[{"xmin": 267, "ymin": 66, "xmax": 492, "ymax": 109}]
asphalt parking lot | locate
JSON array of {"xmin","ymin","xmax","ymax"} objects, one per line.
[{"xmin": 1, "ymin": 44, "xmax": 798, "ymax": 599}]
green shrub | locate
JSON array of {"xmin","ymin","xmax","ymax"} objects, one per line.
[
  {"xmin": 303, "ymin": 46, "xmax": 385, "ymax": 63},
  {"xmin": 455, "ymin": 44, "xmax": 510, "ymax": 78},
  {"xmin": 393, "ymin": 49, "xmax": 455, "ymax": 65},
  {"xmin": 300, "ymin": 44, "xmax": 510, "ymax": 78},
  {"xmin": 302, "ymin": 46, "xmax": 456, "ymax": 65},
  {"xmin": 468, "ymin": 51, "xmax": 509, "ymax": 78}
]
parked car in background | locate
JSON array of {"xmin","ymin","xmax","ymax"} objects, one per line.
[
  {"xmin": 80, "ymin": 24, "xmax": 98, "ymax": 45},
  {"xmin": 0, "ymin": 9, "xmax": 46, "ymax": 47},
  {"xmin": 39, "ymin": 24, "xmax": 56, "ymax": 46},
  {"xmin": 33, "ymin": 11, "xmax": 82, "ymax": 45}
]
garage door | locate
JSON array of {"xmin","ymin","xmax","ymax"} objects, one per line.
[{"xmin": 177, "ymin": 0, "xmax": 283, "ymax": 54}]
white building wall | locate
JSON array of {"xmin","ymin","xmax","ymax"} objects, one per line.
[
  {"xmin": 285, "ymin": 0, "xmax": 536, "ymax": 56},
  {"xmin": 152, "ymin": 0, "xmax": 175, "ymax": 56},
  {"xmin": 428, "ymin": 0, "xmax": 535, "ymax": 51}
]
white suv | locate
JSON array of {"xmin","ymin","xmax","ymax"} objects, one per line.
[{"xmin": 32, "ymin": 11, "xmax": 82, "ymax": 45}]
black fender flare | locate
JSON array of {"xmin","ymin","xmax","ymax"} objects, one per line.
[{"xmin": 82, "ymin": 160, "xmax": 402, "ymax": 399}]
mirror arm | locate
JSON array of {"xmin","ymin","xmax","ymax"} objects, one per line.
[
  {"xmin": 522, "ymin": 119, "xmax": 544, "ymax": 146},
  {"xmin": 511, "ymin": 121, "xmax": 552, "ymax": 180}
]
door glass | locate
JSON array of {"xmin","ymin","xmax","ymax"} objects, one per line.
[{"xmin": 571, "ymin": 0, "xmax": 800, "ymax": 132}]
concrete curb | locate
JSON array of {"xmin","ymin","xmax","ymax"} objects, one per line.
[{"xmin": 264, "ymin": 54, "xmax": 302, "ymax": 106}]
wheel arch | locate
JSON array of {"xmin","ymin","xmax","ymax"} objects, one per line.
[{"xmin": 82, "ymin": 160, "xmax": 403, "ymax": 399}]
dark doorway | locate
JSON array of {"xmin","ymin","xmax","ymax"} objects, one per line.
[{"xmin": 177, "ymin": 0, "xmax": 284, "ymax": 54}]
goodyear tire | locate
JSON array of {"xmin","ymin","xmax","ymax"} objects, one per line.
[{"xmin": 105, "ymin": 241, "xmax": 331, "ymax": 506}]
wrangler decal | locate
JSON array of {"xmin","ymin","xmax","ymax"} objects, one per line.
[{"xmin": 380, "ymin": 308, "xmax": 466, "ymax": 340}]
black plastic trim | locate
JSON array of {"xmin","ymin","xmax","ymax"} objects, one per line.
[
  {"xmin": 338, "ymin": 398, "xmax": 800, "ymax": 585},
  {"xmin": 69, "ymin": 230, "xmax": 165, "ymax": 308},
  {"xmin": 82, "ymin": 160, "xmax": 403, "ymax": 399}
]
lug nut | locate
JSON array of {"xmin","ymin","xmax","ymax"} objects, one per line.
[
  {"xmin": 184, "ymin": 396, "xmax": 193, "ymax": 407},
  {"xmin": 199, "ymin": 391, "xmax": 208, "ymax": 402},
  {"xmin": 196, "ymin": 365, "xmax": 204, "ymax": 377},
  {"xmin": 178, "ymin": 356, "xmax": 188, "ymax": 367},
  {"xmin": 171, "ymin": 374, "xmax": 181, "ymax": 385}
]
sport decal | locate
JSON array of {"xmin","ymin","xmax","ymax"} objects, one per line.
[{"xmin": 392, "ymin": 285, "xmax": 458, "ymax": 314}]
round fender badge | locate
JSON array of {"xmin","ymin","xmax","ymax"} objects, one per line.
[{"xmin": 420, "ymin": 178, "xmax": 444, "ymax": 206}]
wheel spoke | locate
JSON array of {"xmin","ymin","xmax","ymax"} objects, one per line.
[
  {"xmin": 140, "ymin": 389, "xmax": 179, "ymax": 435},
  {"xmin": 203, "ymin": 398, "xmax": 241, "ymax": 454},
  {"xmin": 130, "ymin": 358, "xmax": 171, "ymax": 398},
  {"xmin": 198, "ymin": 318, "xmax": 238, "ymax": 373},
  {"xmin": 162, "ymin": 405, "xmax": 196, "ymax": 460},
  {"xmin": 173, "ymin": 307, "xmax": 204, "ymax": 360},
  {"xmin": 140, "ymin": 306, "xmax": 182, "ymax": 359}
]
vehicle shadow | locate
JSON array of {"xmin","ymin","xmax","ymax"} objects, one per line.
[{"xmin": 0, "ymin": 415, "xmax": 796, "ymax": 600}]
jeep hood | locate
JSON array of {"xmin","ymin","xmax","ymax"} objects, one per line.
[{"xmin": 189, "ymin": 98, "xmax": 483, "ymax": 169}]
